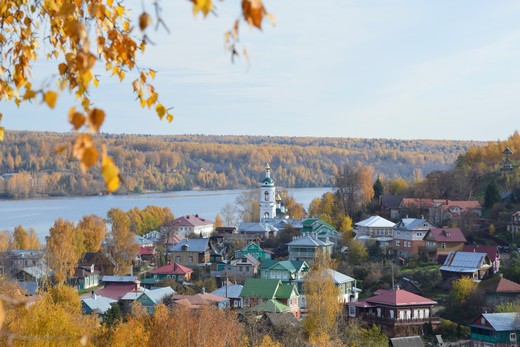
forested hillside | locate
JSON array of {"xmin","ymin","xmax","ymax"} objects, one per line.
[{"xmin": 0, "ymin": 131, "xmax": 481, "ymax": 198}]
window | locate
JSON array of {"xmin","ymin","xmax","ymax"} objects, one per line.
[
  {"xmin": 188, "ymin": 256, "xmax": 193, "ymax": 263},
  {"xmin": 239, "ymin": 266, "xmax": 243, "ymax": 272},
  {"xmin": 416, "ymin": 232, "xmax": 422, "ymax": 237},
  {"xmin": 175, "ymin": 256, "xmax": 181, "ymax": 262},
  {"xmin": 264, "ymin": 191, "xmax": 269, "ymax": 201},
  {"xmin": 377, "ymin": 308, "xmax": 381, "ymax": 317},
  {"xmin": 511, "ymin": 333, "xmax": 516, "ymax": 342},
  {"xmin": 348, "ymin": 305, "xmax": 356, "ymax": 317},
  {"xmin": 396, "ymin": 240, "xmax": 401, "ymax": 246},
  {"xmin": 441, "ymin": 243, "xmax": 446, "ymax": 249},
  {"xmin": 246, "ymin": 266, "xmax": 250, "ymax": 272},
  {"xmin": 390, "ymin": 310, "xmax": 395, "ymax": 319}
]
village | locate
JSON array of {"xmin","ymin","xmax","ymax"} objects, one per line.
[{"xmin": 4, "ymin": 162, "xmax": 520, "ymax": 346}]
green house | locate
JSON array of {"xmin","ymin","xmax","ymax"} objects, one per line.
[
  {"xmin": 134, "ymin": 287, "xmax": 175, "ymax": 314},
  {"xmin": 234, "ymin": 242, "xmax": 273, "ymax": 262},
  {"xmin": 302, "ymin": 218, "xmax": 339, "ymax": 243},
  {"xmin": 470, "ymin": 312, "xmax": 520, "ymax": 346},
  {"xmin": 240, "ymin": 278, "xmax": 301, "ymax": 318},
  {"xmin": 259, "ymin": 260, "xmax": 309, "ymax": 283}
]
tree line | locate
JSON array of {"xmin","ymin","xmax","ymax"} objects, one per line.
[{"xmin": 0, "ymin": 131, "xmax": 479, "ymax": 198}]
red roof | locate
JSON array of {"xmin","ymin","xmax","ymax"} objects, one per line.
[
  {"xmin": 96, "ymin": 283, "xmax": 137, "ymax": 300},
  {"xmin": 480, "ymin": 276, "xmax": 520, "ymax": 294},
  {"xmin": 139, "ymin": 247, "xmax": 155, "ymax": 256},
  {"xmin": 461, "ymin": 245, "xmax": 499, "ymax": 261},
  {"xmin": 171, "ymin": 215, "xmax": 214, "ymax": 228},
  {"xmin": 365, "ymin": 289, "xmax": 437, "ymax": 306},
  {"xmin": 151, "ymin": 262, "xmax": 193, "ymax": 276},
  {"xmin": 441, "ymin": 200, "xmax": 482, "ymax": 211},
  {"xmin": 166, "ymin": 234, "xmax": 185, "ymax": 246},
  {"xmin": 428, "ymin": 228, "xmax": 466, "ymax": 243},
  {"xmin": 401, "ymin": 198, "xmax": 435, "ymax": 209}
]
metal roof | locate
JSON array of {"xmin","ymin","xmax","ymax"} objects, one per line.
[
  {"xmin": 480, "ymin": 313, "xmax": 520, "ymax": 331},
  {"xmin": 440, "ymin": 251, "xmax": 491, "ymax": 273},
  {"xmin": 287, "ymin": 235, "xmax": 334, "ymax": 247},
  {"xmin": 169, "ymin": 238, "xmax": 209, "ymax": 253},
  {"xmin": 238, "ymin": 222, "xmax": 279, "ymax": 234},
  {"xmin": 82, "ymin": 295, "xmax": 116, "ymax": 314},
  {"xmin": 356, "ymin": 216, "xmax": 395, "ymax": 228},
  {"xmin": 145, "ymin": 287, "xmax": 175, "ymax": 304},
  {"xmin": 211, "ymin": 284, "xmax": 244, "ymax": 299}
]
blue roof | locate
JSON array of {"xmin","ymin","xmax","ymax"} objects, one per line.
[
  {"xmin": 394, "ymin": 218, "xmax": 434, "ymax": 231},
  {"xmin": 82, "ymin": 295, "xmax": 116, "ymax": 314},
  {"xmin": 479, "ymin": 313, "xmax": 520, "ymax": 331},
  {"xmin": 211, "ymin": 284, "xmax": 243, "ymax": 299},
  {"xmin": 169, "ymin": 238, "xmax": 209, "ymax": 253},
  {"xmin": 440, "ymin": 251, "xmax": 491, "ymax": 273}
]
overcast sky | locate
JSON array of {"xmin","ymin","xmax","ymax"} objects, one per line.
[{"xmin": 2, "ymin": 0, "xmax": 520, "ymax": 141}]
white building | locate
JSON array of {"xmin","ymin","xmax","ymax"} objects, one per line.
[
  {"xmin": 169, "ymin": 214, "xmax": 214, "ymax": 238},
  {"xmin": 260, "ymin": 164, "xmax": 277, "ymax": 221}
]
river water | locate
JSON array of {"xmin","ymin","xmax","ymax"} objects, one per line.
[{"xmin": 0, "ymin": 188, "xmax": 331, "ymax": 239}]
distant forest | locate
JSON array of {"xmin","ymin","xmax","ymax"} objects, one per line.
[{"xmin": 0, "ymin": 131, "xmax": 483, "ymax": 198}]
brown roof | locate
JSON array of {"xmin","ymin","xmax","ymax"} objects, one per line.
[
  {"xmin": 400, "ymin": 198, "xmax": 435, "ymax": 209},
  {"xmin": 428, "ymin": 228, "xmax": 466, "ymax": 243},
  {"xmin": 171, "ymin": 215, "xmax": 214, "ymax": 228},
  {"xmin": 461, "ymin": 245, "xmax": 499, "ymax": 261},
  {"xmin": 441, "ymin": 200, "xmax": 482, "ymax": 211},
  {"xmin": 364, "ymin": 289, "xmax": 437, "ymax": 306},
  {"xmin": 170, "ymin": 293, "xmax": 228, "ymax": 306},
  {"xmin": 150, "ymin": 263, "xmax": 193, "ymax": 276},
  {"xmin": 96, "ymin": 283, "xmax": 137, "ymax": 300},
  {"xmin": 480, "ymin": 276, "xmax": 520, "ymax": 294}
]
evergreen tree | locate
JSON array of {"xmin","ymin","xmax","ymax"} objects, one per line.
[
  {"xmin": 373, "ymin": 176, "xmax": 384, "ymax": 200},
  {"xmin": 484, "ymin": 180, "xmax": 501, "ymax": 210}
]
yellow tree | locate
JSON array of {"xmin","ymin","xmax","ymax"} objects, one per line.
[
  {"xmin": 77, "ymin": 214, "xmax": 106, "ymax": 253},
  {"xmin": 214, "ymin": 213, "xmax": 223, "ymax": 230},
  {"xmin": 451, "ymin": 276, "xmax": 477, "ymax": 303},
  {"xmin": 27, "ymin": 228, "xmax": 42, "ymax": 250},
  {"xmin": 340, "ymin": 215, "xmax": 353, "ymax": 242},
  {"xmin": 0, "ymin": 0, "xmax": 273, "ymax": 191},
  {"xmin": 304, "ymin": 248, "xmax": 341, "ymax": 342},
  {"xmin": 46, "ymin": 219, "xmax": 82, "ymax": 283},
  {"xmin": 107, "ymin": 208, "xmax": 139, "ymax": 275},
  {"xmin": 13, "ymin": 225, "xmax": 29, "ymax": 250},
  {"xmin": 0, "ymin": 231, "xmax": 11, "ymax": 252}
]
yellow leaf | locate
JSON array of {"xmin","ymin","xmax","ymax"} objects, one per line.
[
  {"xmin": 116, "ymin": 5, "xmax": 124, "ymax": 17},
  {"xmin": 69, "ymin": 111, "xmax": 86, "ymax": 130},
  {"xmin": 149, "ymin": 69, "xmax": 156, "ymax": 79},
  {"xmin": 139, "ymin": 12, "xmax": 151, "ymax": 31},
  {"xmin": 81, "ymin": 146, "xmax": 98, "ymax": 170},
  {"xmin": 23, "ymin": 89, "xmax": 36, "ymax": 100},
  {"xmin": 93, "ymin": 78, "xmax": 99, "ymax": 87},
  {"xmin": 155, "ymin": 104, "xmax": 166, "ymax": 119},
  {"xmin": 193, "ymin": 0, "xmax": 213, "ymax": 16},
  {"xmin": 0, "ymin": 127, "xmax": 4, "ymax": 142},
  {"xmin": 88, "ymin": 108, "xmax": 105, "ymax": 132},
  {"xmin": 58, "ymin": 63, "xmax": 67, "ymax": 75},
  {"xmin": 102, "ymin": 151, "xmax": 120, "ymax": 193},
  {"xmin": 44, "ymin": 91, "xmax": 58, "ymax": 109},
  {"xmin": 167, "ymin": 113, "xmax": 174, "ymax": 123}
]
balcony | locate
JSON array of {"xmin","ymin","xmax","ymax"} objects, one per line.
[{"xmin": 358, "ymin": 313, "xmax": 440, "ymax": 327}]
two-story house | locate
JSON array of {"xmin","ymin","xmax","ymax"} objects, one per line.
[
  {"xmin": 211, "ymin": 284, "xmax": 244, "ymax": 309},
  {"xmin": 169, "ymin": 214, "xmax": 215, "ymax": 238},
  {"xmin": 224, "ymin": 254, "xmax": 260, "ymax": 282},
  {"xmin": 240, "ymin": 278, "xmax": 301, "ymax": 318},
  {"xmin": 301, "ymin": 218, "xmax": 340, "ymax": 244},
  {"xmin": 287, "ymin": 234, "xmax": 334, "ymax": 265},
  {"xmin": 393, "ymin": 218, "xmax": 437, "ymax": 259},
  {"xmin": 422, "ymin": 227, "xmax": 466, "ymax": 261},
  {"xmin": 470, "ymin": 312, "xmax": 520, "ymax": 346},
  {"xmin": 355, "ymin": 216, "xmax": 396, "ymax": 238},
  {"xmin": 234, "ymin": 242, "xmax": 273, "ymax": 262},
  {"xmin": 142, "ymin": 262, "xmax": 193, "ymax": 287},
  {"xmin": 168, "ymin": 238, "xmax": 210, "ymax": 268},
  {"xmin": 259, "ymin": 260, "xmax": 309, "ymax": 283},
  {"xmin": 347, "ymin": 288, "xmax": 439, "ymax": 338}
]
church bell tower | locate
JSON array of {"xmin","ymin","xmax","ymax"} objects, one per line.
[{"xmin": 260, "ymin": 164, "xmax": 276, "ymax": 221}]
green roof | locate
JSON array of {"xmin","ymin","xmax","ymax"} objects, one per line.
[
  {"xmin": 241, "ymin": 278, "xmax": 280, "ymax": 299},
  {"xmin": 262, "ymin": 177, "xmax": 274, "ymax": 185},
  {"xmin": 141, "ymin": 278, "xmax": 158, "ymax": 285},
  {"xmin": 276, "ymin": 283, "xmax": 298, "ymax": 299},
  {"xmin": 259, "ymin": 260, "xmax": 308, "ymax": 273},
  {"xmin": 248, "ymin": 299, "xmax": 291, "ymax": 313}
]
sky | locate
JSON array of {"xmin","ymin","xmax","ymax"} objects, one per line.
[{"xmin": 2, "ymin": 0, "xmax": 520, "ymax": 141}]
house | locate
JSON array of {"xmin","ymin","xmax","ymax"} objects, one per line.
[
  {"xmin": 429, "ymin": 199, "xmax": 482, "ymax": 226},
  {"xmin": 168, "ymin": 214, "xmax": 214, "ymax": 238},
  {"xmin": 135, "ymin": 235, "xmax": 154, "ymax": 248},
  {"xmin": 237, "ymin": 222, "xmax": 279, "ymax": 241},
  {"xmin": 287, "ymin": 234, "xmax": 334, "ymax": 265},
  {"xmin": 439, "ymin": 251, "xmax": 492, "ymax": 286},
  {"xmin": 259, "ymin": 260, "xmax": 309, "ymax": 283},
  {"xmin": 142, "ymin": 262, "xmax": 193, "ymax": 287},
  {"xmin": 79, "ymin": 250, "xmax": 117, "ymax": 276},
  {"xmin": 168, "ymin": 238, "xmax": 210, "ymax": 268},
  {"xmin": 380, "ymin": 195, "xmax": 405, "ymax": 220},
  {"xmin": 70, "ymin": 264, "xmax": 100, "ymax": 290},
  {"xmin": 422, "ymin": 227, "xmax": 466, "ymax": 261},
  {"xmin": 234, "ymin": 242, "xmax": 272, "ymax": 262},
  {"xmin": 301, "ymin": 218, "xmax": 340, "ymax": 244},
  {"xmin": 395, "ymin": 277, "xmax": 422, "ymax": 296},
  {"xmin": 3, "ymin": 250, "xmax": 46, "ymax": 276},
  {"xmin": 470, "ymin": 312, "xmax": 520, "ymax": 346},
  {"xmin": 294, "ymin": 269, "xmax": 360, "ymax": 310},
  {"xmin": 16, "ymin": 265, "xmax": 52, "ymax": 295},
  {"xmin": 135, "ymin": 287, "xmax": 175, "ymax": 314},
  {"xmin": 224, "ymin": 254, "xmax": 260, "ymax": 282},
  {"xmin": 479, "ymin": 275, "xmax": 520, "ymax": 309},
  {"xmin": 81, "ymin": 293, "xmax": 116, "ymax": 316},
  {"xmin": 347, "ymin": 288, "xmax": 439, "ymax": 338},
  {"xmin": 240, "ymin": 278, "xmax": 301, "ymax": 319},
  {"xmin": 390, "ymin": 336, "xmax": 424, "ymax": 347},
  {"xmin": 170, "ymin": 291, "xmax": 230, "ymax": 309},
  {"xmin": 354, "ymin": 216, "xmax": 396, "ymax": 254},
  {"xmin": 211, "ymin": 284, "xmax": 244, "ymax": 309},
  {"xmin": 96, "ymin": 276, "xmax": 140, "ymax": 300},
  {"xmin": 392, "ymin": 218, "xmax": 436, "ymax": 259},
  {"xmin": 507, "ymin": 211, "xmax": 520, "ymax": 234},
  {"xmin": 143, "ymin": 230, "xmax": 162, "ymax": 244},
  {"xmin": 462, "ymin": 244, "xmax": 501, "ymax": 274},
  {"xmin": 398, "ymin": 198, "xmax": 436, "ymax": 219}
]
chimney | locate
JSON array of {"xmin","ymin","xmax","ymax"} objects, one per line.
[
  {"xmin": 202, "ymin": 287, "xmax": 206, "ymax": 294},
  {"xmin": 91, "ymin": 291, "xmax": 97, "ymax": 300},
  {"xmin": 396, "ymin": 285, "xmax": 400, "ymax": 291}
]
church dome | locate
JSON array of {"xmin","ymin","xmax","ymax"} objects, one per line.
[{"xmin": 262, "ymin": 177, "xmax": 274, "ymax": 185}]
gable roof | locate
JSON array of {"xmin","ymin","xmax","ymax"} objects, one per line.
[
  {"xmin": 479, "ymin": 275, "xmax": 520, "ymax": 294},
  {"xmin": 390, "ymin": 336, "xmax": 425, "ymax": 347},
  {"xmin": 439, "ymin": 200, "xmax": 482, "ymax": 211},
  {"xmin": 171, "ymin": 215, "xmax": 214, "ymax": 228},
  {"xmin": 440, "ymin": 251, "xmax": 491, "ymax": 273},
  {"xmin": 364, "ymin": 289, "xmax": 437, "ymax": 306},
  {"xmin": 135, "ymin": 234, "xmax": 154, "ymax": 247},
  {"xmin": 356, "ymin": 216, "xmax": 396, "ymax": 228},
  {"xmin": 259, "ymin": 260, "xmax": 308, "ymax": 273},
  {"xmin": 82, "ymin": 295, "xmax": 116, "ymax": 314},
  {"xmin": 143, "ymin": 287, "xmax": 175, "ymax": 304},
  {"xmin": 394, "ymin": 218, "xmax": 435, "ymax": 231},
  {"xmin": 150, "ymin": 262, "xmax": 193, "ymax": 276},
  {"xmin": 169, "ymin": 238, "xmax": 209, "ymax": 253},
  {"xmin": 96, "ymin": 283, "xmax": 137, "ymax": 300},
  {"xmin": 241, "ymin": 278, "xmax": 280, "ymax": 299},
  {"xmin": 275, "ymin": 283, "xmax": 298, "ymax": 299},
  {"xmin": 139, "ymin": 247, "xmax": 155, "ymax": 256},
  {"xmin": 232, "ymin": 253, "xmax": 261, "ymax": 266},
  {"xmin": 102, "ymin": 275, "xmax": 138, "ymax": 283},
  {"xmin": 211, "ymin": 284, "xmax": 244, "ymax": 299},
  {"xmin": 427, "ymin": 228, "xmax": 466, "ymax": 243},
  {"xmin": 238, "ymin": 222, "xmax": 279, "ymax": 234},
  {"xmin": 380, "ymin": 195, "xmax": 405, "ymax": 209},
  {"xmin": 327, "ymin": 269, "xmax": 356, "ymax": 284},
  {"xmin": 247, "ymin": 299, "xmax": 292, "ymax": 314},
  {"xmin": 475, "ymin": 312, "xmax": 520, "ymax": 331},
  {"xmin": 461, "ymin": 245, "xmax": 499, "ymax": 261},
  {"xmin": 287, "ymin": 235, "xmax": 334, "ymax": 247},
  {"xmin": 171, "ymin": 293, "xmax": 229, "ymax": 307}
]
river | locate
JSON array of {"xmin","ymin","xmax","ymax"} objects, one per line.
[{"xmin": 0, "ymin": 188, "xmax": 331, "ymax": 239}]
